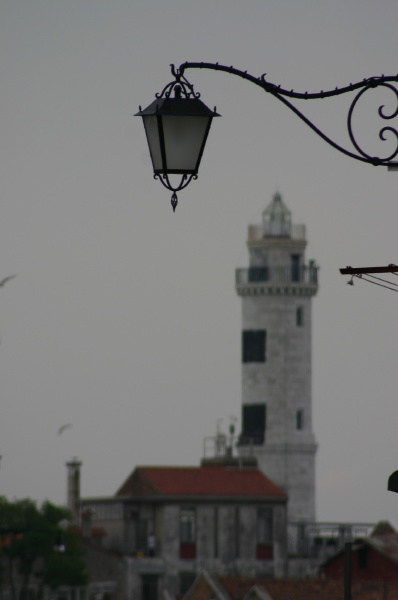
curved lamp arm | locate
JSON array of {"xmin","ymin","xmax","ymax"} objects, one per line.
[
  {"xmin": 137, "ymin": 62, "xmax": 398, "ymax": 211},
  {"xmin": 178, "ymin": 62, "xmax": 398, "ymax": 166}
]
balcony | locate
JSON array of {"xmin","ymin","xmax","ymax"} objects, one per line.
[
  {"xmin": 287, "ymin": 521, "xmax": 375, "ymax": 560},
  {"xmin": 236, "ymin": 265, "xmax": 318, "ymax": 287}
]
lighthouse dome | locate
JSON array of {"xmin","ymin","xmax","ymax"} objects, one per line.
[{"xmin": 262, "ymin": 191, "xmax": 291, "ymax": 237}]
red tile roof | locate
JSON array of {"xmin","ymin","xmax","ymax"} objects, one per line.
[
  {"xmin": 322, "ymin": 522, "xmax": 398, "ymax": 580},
  {"xmin": 209, "ymin": 576, "xmax": 398, "ymax": 600},
  {"xmin": 266, "ymin": 580, "xmax": 398, "ymax": 600},
  {"xmin": 116, "ymin": 466, "xmax": 286, "ymax": 498}
]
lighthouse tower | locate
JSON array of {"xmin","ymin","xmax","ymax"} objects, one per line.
[{"xmin": 236, "ymin": 192, "xmax": 318, "ymax": 522}]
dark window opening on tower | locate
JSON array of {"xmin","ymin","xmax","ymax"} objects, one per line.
[
  {"xmin": 291, "ymin": 254, "xmax": 301, "ymax": 282},
  {"xmin": 239, "ymin": 403, "xmax": 266, "ymax": 445},
  {"xmin": 296, "ymin": 409, "xmax": 304, "ymax": 430},
  {"xmin": 296, "ymin": 306, "xmax": 304, "ymax": 326},
  {"xmin": 242, "ymin": 330, "xmax": 266, "ymax": 363}
]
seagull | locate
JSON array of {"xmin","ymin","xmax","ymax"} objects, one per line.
[
  {"xmin": 0, "ymin": 275, "xmax": 17, "ymax": 287},
  {"xmin": 58, "ymin": 423, "xmax": 72, "ymax": 436}
]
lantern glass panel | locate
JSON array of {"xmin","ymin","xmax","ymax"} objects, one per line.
[
  {"xmin": 143, "ymin": 115, "xmax": 163, "ymax": 172},
  {"xmin": 162, "ymin": 115, "xmax": 210, "ymax": 173}
]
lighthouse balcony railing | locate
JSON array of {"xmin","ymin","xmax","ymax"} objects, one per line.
[
  {"xmin": 236, "ymin": 265, "xmax": 318, "ymax": 286},
  {"xmin": 248, "ymin": 223, "xmax": 306, "ymax": 241}
]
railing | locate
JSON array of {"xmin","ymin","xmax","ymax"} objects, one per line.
[
  {"xmin": 236, "ymin": 265, "xmax": 318, "ymax": 286},
  {"xmin": 287, "ymin": 521, "xmax": 375, "ymax": 559},
  {"xmin": 203, "ymin": 435, "xmax": 233, "ymax": 459},
  {"xmin": 202, "ymin": 435, "xmax": 263, "ymax": 462},
  {"xmin": 248, "ymin": 223, "xmax": 306, "ymax": 242},
  {"xmin": 237, "ymin": 433, "xmax": 265, "ymax": 447}
]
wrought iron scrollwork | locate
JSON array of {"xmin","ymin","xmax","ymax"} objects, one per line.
[
  {"xmin": 347, "ymin": 81, "xmax": 398, "ymax": 164},
  {"xmin": 156, "ymin": 64, "xmax": 201, "ymax": 101},
  {"xmin": 177, "ymin": 62, "xmax": 398, "ymax": 167},
  {"xmin": 154, "ymin": 173, "xmax": 198, "ymax": 212}
]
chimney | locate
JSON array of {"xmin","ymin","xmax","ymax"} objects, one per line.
[{"xmin": 66, "ymin": 458, "xmax": 82, "ymax": 526}]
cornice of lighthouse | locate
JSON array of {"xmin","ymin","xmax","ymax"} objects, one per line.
[{"xmin": 235, "ymin": 279, "xmax": 318, "ymax": 297}]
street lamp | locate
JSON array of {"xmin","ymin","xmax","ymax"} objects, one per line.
[
  {"xmin": 137, "ymin": 62, "xmax": 398, "ymax": 211},
  {"xmin": 388, "ymin": 471, "xmax": 398, "ymax": 493},
  {"xmin": 136, "ymin": 67, "xmax": 220, "ymax": 211}
]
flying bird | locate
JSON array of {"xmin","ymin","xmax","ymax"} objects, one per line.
[
  {"xmin": 58, "ymin": 423, "xmax": 72, "ymax": 436},
  {"xmin": 0, "ymin": 274, "xmax": 17, "ymax": 287}
]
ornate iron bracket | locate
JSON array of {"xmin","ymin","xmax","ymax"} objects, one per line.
[
  {"xmin": 155, "ymin": 173, "xmax": 197, "ymax": 212},
  {"xmin": 177, "ymin": 62, "xmax": 398, "ymax": 167}
]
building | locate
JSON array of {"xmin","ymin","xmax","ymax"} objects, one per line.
[
  {"xmin": 74, "ymin": 193, "xmax": 380, "ymax": 596},
  {"xmin": 80, "ymin": 461, "xmax": 288, "ymax": 600},
  {"xmin": 183, "ymin": 571, "xmax": 398, "ymax": 600},
  {"xmin": 236, "ymin": 192, "xmax": 318, "ymax": 523},
  {"xmin": 322, "ymin": 522, "xmax": 398, "ymax": 582}
]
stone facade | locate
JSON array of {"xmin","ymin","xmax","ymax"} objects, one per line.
[
  {"xmin": 81, "ymin": 465, "xmax": 288, "ymax": 600},
  {"xmin": 236, "ymin": 193, "xmax": 318, "ymax": 523}
]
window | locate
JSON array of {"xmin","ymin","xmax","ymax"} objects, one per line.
[
  {"xmin": 82, "ymin": 502, "xmax": 123, "ymax": 520},
  {"xmin": 240, "ymin": 404, "xmax": 266, "ymax": 445},
  {"xmin": 296, "ymin": 306, "xmax": 304, "ymax": 326},
  {"xmin": 257, "ymin": 508, "xmax": 273, "ymax": 560},
  {"xmin": 180, "ymin": 508, "xmax": 195, "ymax": 542},
  {"xmin": 291, "ymin": 254, "xmax": 301, "ymax": 282},
  {"xmin": 257, "ymin": 508, "xmax": 273, "ymax": 543},
  {"xmin": 136, "ymin": 519, "xmax": 148, "ymax": 554},
  {"xmin": 180, "ymin": 508, "xmax": 196, "ymax": 559},
  {"xmin": 242, "ymin": 330, "xmax": 266, "ymax": 363},
  {"xmin": 296, "ymin": 409, "xmax": 304, "ymax": 431}
]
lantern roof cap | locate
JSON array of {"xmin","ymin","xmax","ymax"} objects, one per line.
[{"xmin": 135, "ymin": 95, "xmax": 220, "ymax": 118}]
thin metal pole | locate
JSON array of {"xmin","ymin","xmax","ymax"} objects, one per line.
[{"xmin": 344, "ymin": 542, "xmax": 352, "ymax": 600}]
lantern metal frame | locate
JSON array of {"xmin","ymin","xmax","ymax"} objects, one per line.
[{"xmin": 136, "ymin": 66, "xmax": 219, "ymax": 211}]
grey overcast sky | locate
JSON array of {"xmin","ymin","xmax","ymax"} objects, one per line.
[{"xmin": 1, "ymin": 0, "xmax": 398, "ymax": 525}]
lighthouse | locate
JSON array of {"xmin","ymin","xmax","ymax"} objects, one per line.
[{"xmin": 236, "ymin": 192, "xmax": 318, "ymax": 522}]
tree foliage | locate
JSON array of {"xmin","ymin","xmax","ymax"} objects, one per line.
[{"xmin": 0, "ymin": 497, "xmax": 88, "ymax": 600}]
